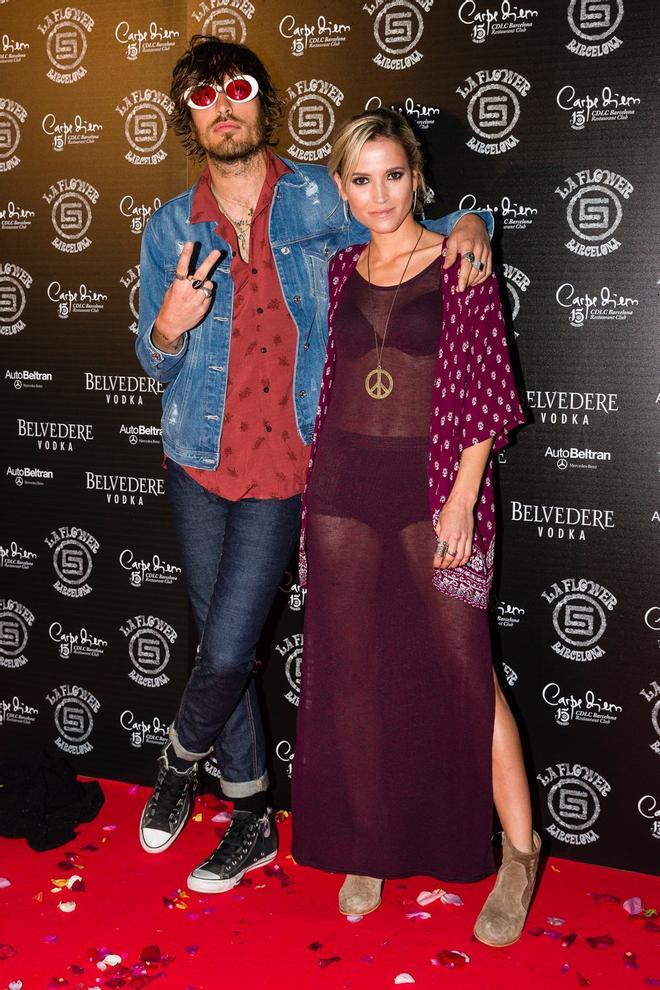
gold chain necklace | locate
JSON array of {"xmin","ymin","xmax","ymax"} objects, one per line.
[{"xmin": 364, "ymin": 226, "xmax": 424, "ymax": 400}]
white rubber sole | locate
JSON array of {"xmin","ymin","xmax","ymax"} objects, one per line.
[
  {"xmin": 139, "ymin": 803, "xmax": 189, "ymax": 854},
  {"xmin": 186, "ymin": 849, "xmax": 278, "ymax": 893}
]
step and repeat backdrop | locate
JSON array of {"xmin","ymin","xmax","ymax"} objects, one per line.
[{"xmin": 0, "ymin": 0, "xmax": 658, "ymax": 875}]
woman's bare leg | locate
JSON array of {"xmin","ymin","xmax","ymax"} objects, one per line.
[{"xmin": 491, "ymin": 671, "xmax": 534, "ymax": 853}]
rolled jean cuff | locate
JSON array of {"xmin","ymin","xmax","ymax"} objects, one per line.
[
  {"xmin": 168, "ymin": 723, "xmax": 213, "ymax": 762},
  {"xmin": 220, "ymin": 770, "xmax": 269, "ymax": 799}
]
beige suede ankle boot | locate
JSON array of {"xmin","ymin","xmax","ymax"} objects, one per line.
[
  {"xmin": 338, "ymin": 874, "xmax": 383, "ymax": 916},
  {"xmin": 473, "ymin": 830, "xmax": 541, "ymax": 947}
]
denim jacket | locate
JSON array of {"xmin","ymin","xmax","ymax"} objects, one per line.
[{"xmin": 135, "ymin": 156, "xmax": 493, "ymax": 470}]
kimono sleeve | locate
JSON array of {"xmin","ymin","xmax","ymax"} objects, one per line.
[{"xmin": 459, "ymin": 274, "xmax": 526, "ymax": 454}]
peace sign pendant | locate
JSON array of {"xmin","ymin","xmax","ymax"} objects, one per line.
[{"xmin": 365, "ymin": 365, "xmax": 394, "ymax": 400}]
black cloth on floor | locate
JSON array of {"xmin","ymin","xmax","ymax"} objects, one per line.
[{"xmin": 0, "ymin": 752, "xmax": 105, "ymax": 851}]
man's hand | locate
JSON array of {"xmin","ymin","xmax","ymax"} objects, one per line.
[
  {"xmin": 443, "ymin": 215, "xmax": 492, "ymax": 292},
  {"xmin": 152, "ymin": 241, "xmax": 221, "ymax": 353}
]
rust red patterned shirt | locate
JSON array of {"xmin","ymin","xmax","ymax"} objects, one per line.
[{"xmin": 182, "ymin": 152, "xmax": 308, "ymax": 500}]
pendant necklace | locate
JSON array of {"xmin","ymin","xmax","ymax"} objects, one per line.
[
  {"xmin": 214, "ymin": 192, "xmax": 254, "ymax": 260},
  {"xmin": 364, "ymin": 225, "xmax": 424, "ymax": 400}
]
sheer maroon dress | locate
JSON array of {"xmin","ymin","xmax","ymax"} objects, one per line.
[{"xmin": 291, "ymin": 256, "xmax": 496, "ymax": 882}]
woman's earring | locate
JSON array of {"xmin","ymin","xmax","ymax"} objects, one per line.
[
  {"xmin": 343, "ymin": 199, "xmax": 350, "ymax": 224},
  {"xmin": 412, "ymin": 189, "xmax": 418, "ymax": 214}
]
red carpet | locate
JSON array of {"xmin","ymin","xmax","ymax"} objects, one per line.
[{"xmin": 1, "ymin": 778, "xmax": 658, "ymax": 990}]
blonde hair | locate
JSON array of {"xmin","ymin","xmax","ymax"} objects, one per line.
[{"xmin": 328, "ymin": 108, "xmax": 429, "ymax": 211}]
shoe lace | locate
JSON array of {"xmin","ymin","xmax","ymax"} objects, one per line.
[
  {"xmin": 147, "ymin": 761, "xmax": 196, "ymax": 826},
  {"xmin": 206, "ymin": 814, "xmax": 261, "ymax": 868}
]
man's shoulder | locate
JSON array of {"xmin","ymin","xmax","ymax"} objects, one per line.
[
  {"xmin": 276, "ymin": 156, "xmax": 336, "ymax": 192},
  {"xmin": 147, "ymin": 184, "xmax": 195, "ymax": 232}
]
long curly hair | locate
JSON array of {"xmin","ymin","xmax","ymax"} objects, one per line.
[{"xmin": 169, "ymin": 35, "xmax": 283, "ymax": 161}]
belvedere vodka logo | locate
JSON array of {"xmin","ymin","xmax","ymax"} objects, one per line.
[
  {"xmin": 37, "ymin": 7, "xmax": 94, "ymax": 84},
  {"xmin": 190, "ymin": 0, "xmax": 254, "ymax": 43},
  {"xmin": 114, "ymin": 20, "xmax": 179, "ymax": 60},
  {"xmin": 5, "ymin": 369, "xmax": 52, "ymax": 390},
  {"xmin": 119, "ymin": 195, "xmax": 161, "ymax": 235},
  {"xmin": 45, "ymin": 525, "xmax": 100, "ymax": 598},
  {"xmin": 0, "ymin": 262, "xmax": 31, "ymax": 335},
  {"xmin": 557, "ymin": 84, "xmax": 639, "ymax": 130},
  {"xmin": 276, "ymin": 739, "xmax": 294, "ymax": 778},
  {"xmin": 17, "ymin": 418, "xmax": 93, "ymax": 452},
  {"xmin": 42, "ymin": 112, "xmax": 102, "ymax": 151},
  {"xmin": 0, "ymin": 599, "xmax": 34, "ymax": 668},
  {"xmin": 457, "ymin": 68, "xmax": 529, "ymax": 154},
  {"xmin": 47, "ymin": 683, "xmax": 100, "ymax": 755},
  {"xmin": 0, "ymin": 34, "xmax": 30, "ymax": 64},
  {"xmin": 85, "ymin": 472, "xmax": 165, "ymax": 508},
  {"xmin": 0, "ymin": 696, "xmax": 38, "ymax": 727},
  {"xmin": 566, "ymin": 0, "xmax": 623, "ymax": 57},
  {"xmin": 525, "ymin": 389, "xmax": 619, "ymax": 426},
  {"xmin": 115, "ymin": 90, "xmax": 173, "ymax": 166},
  {"xmin": 0, "ymin": 98, "xmax": 26, "ymax": 172},
  {"xmin": 542, "ymin": 682, "xmax": 621, "ymax": 727},
  {"xmin": 6, "ymin": 466, "xmax": 53, "ymax": 488},
  {"xmin": 511, "ymin": 502, "xmax": 614, "ymax": 542},
  {"xmin": 120, "ymin": 710, "xmax": 168, "ymax": 749},
  {"xmin": 364, "ymin": 0, "xmax": 432, "ymax": 71},
  {"xmin": 365, "ymin": 94, "xmax": 441, "ymax": 131},
  {"xmin": 120, "ymin": 615, "xmax": 177, "ymax": 688},
  {"xmin": 458, "ymin": 1, "xmax": 538, "ymax": 43},
  {"xmin": 120, "ymin": 265, "xmax": 140, "ymax": 334},
  {"xmin": 542, "ymin": 578, "xmax": 616, "ymax": 661},
  {"xmin": 47, "ymin": 281, "xmax": 107, "ymax": 319},
  {"xmin": 43, "ymin": 178, "xmax": 99, "ymax": 253},
  {"xmin": 556, "ymin": 283, "xmax": 638, "ymax": 327},
  {"xmin": 555, "ymin": 168, "xmax": 632, "ymax": 258},
  {"xmin": 84, "ymin": 372, "xmax": 163, "ymax": 406},
  {"xmin": 119, "ymin": 548, "xmax": 181, "ymax": 587},
  {"xmin": 537, "ymin": 762, "xmax": 610, "ymax": 845},
  {"xmin": 276, "ymin": 634, "xmax": 303, "ymax": 707},
  {"xmin": 638, "ymin": 795, "xmax": 660, "ymax": 840},
  {"xmin": 460, "ymin": 192, "xmax": 537, "ymax": 231},
  {"xmin": 0, "ymin": 541, "xmax": 37, "ymax": 571},
  {"xmin": 0, "ymin": 201, "xmax": 35, "ymax": 231},
  {"xmin": 49, "ymin": 621, "xmax": 107, "ymax": 659},
  {"xmin": 285, "ymin": 79, "xmax": 344, "ymax": 162},
  {"xmin": 639, "ymin": 681, "xmax": 660, "ymax": 758},
  {"xmin": 280, "ymin": 14, "xmax": 350, "ymax": 55}
]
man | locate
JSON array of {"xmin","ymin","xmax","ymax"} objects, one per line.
[{"xmin": 136, "ymin": 35, "xmax": 493, "ymax": 895}]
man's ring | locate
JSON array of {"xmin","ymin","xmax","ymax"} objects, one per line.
[
  {"xmin": 190, "ymin": 278, "xmax": 204, "ymax": 290},
  {"xmin": 436, "ymin": 539, "xmax": 449, "ymax": 557},
  {"xmin": 470, "ymin": 259, "xmax": 485, "ymax": 272},
  {"xmin": 200, "ymin": 286, "xmax": 213, "ymax": 299},
  {"xmin": 173, "ymin": 272, "xmax": 187, "ymax": 281},
  {"xmin": 464, "ymin": 251, "xmax": 476, "ymax": 263}
]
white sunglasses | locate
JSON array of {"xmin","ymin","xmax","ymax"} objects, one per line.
[{"xmin": 184, "ymin": 75, "xmax": 260, "ymax": 110}]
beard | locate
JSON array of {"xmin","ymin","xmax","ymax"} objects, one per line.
[{"xmin": 196, "ymin": 107, "xmax": 267, "ymax": 166}]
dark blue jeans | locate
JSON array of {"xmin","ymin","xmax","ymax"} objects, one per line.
[{"xmin": 166, "ymin": 460, "xmax": 301, "ymax": 797}]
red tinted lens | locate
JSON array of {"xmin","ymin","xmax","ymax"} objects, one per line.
[
  {"xmin": 225, "ymin": 77, "xmax": 254, "ymax": 102},
  {"xmin": 189, "ymin": 84, "xmax": 217, "ymax": 108}
]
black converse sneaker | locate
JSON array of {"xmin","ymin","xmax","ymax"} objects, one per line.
[
  {"xmin": 187, "ymin": 810, "xmax": 277, "ymax": 893},
  {"xmin": 139, "ymin": 749, "xmax": 197, "ymax": 854}
]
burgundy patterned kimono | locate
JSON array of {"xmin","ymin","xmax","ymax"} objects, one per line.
[{"xmin": 292, "ymin": 247, "xmax": 525, "ymax": 882}]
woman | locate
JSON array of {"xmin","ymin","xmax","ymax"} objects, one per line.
[{"xmin": 291, "ymin": 109, "xmax": 539, "ymax": 948}]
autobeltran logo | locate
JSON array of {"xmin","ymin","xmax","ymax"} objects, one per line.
[
  {"xmin": 120, "ymin": 614, "xmax": 177, "ymax": 688},
  {"xmin": 0, "ymin": 696, "xmax": 38, "ymax": 727},
  {"xmin": 0, "ymin": 541, "xmax": 37, "ymax": 571},
  {"xmin": 279, "ymin": 14, "xmax": 350, "ymax": 55},
  {"xmin": 284, "ymin": 79, "xmax": 344, "ymax": 162},
  {"xmin": 45, "ymin": 525, "xmax": 99, "ymax": 598},
  {"xmin": 457, "ymin": 68, "xmax": 530, "ymax": 154},
  {"xmin": 639, "ymin": 680, "xmax": 660, "ymax": 758},
  {"xmin": 0, "ymin": 599, "xmax": 33, "ymax": 668},
  {"xmin": 459, "ymin": 192, "xmax": 537, "ymax": 231},
  {"xmin": 458, "ymin": 1, "xmax": 538, "ymax": 43},
  {"xmin": 0, "ymin": 34, "xmax": 30, "ymax": 64},
  {"xmin": 85, "ymin": 472, "xmax": 165, "ymax": 508},
  {"xmin": 42, "ymin": 112, "xmax": 102, "ymax": 151},
  {"xmin": 0, "ymin": 263, "xmax": 31, "ymax": 336},
  {"xmin": 0, "ymin": 98, "xmax": 26, "ymax": 172},
  {"xmin": 0, "ymin": 201, "xmax": 35, "ymax": 231},
  {"xmin": 119, "ymin": 195, "xmax": 161, "ymax": 235},
  {"xmin": 566, "ymin": 0, "xmax": 623, "ymax": 57},
  {"xmin": 545, "ymin": 445, "xmax": 611, "ymax": 471},
  {"xmin": 5, "ymin": 369, "xmax": 52, "ymax": 389},
  {"xmin": 556, "ymin": 282, "xmax": 638, "ymax": 327},
  {"xmin": 557, "ymin": 84, "xmax": 639, "ymax": 130},
  {"xmin": 18, "ymin": 418, "xmax": 93, "ymax": 452},
  {"xmin": 365, "ymin": 94, "xmax": 441, "ymax": 131},
  {"xmin": 502, "ymin": 263, "xmax": 530, "ymax": 329},
  {"xmin": 525, "ymin": 389, "xmax": 619, "ymax": 426},
  {"xmin": 537, "ymin": 762, "xmax": 610, "ymax": 845},
  {"xmin": 510, "ymin": 502, "xmax": 614, "ymax": 542},
  {"xmin": 47, "ymin": 281, "xmax": 107, "ymax": 319},
  {"xmin": 47, "ymin": 684, "xmax": 99, "ymax": 755},
  {"xmin": 115, "ymin": 90, "xmax": 173, "ymax": 166},
  {"xmin": 120, "ymin": 424, "xmax": 161, "ymax": 446},
  {"xmin": 555, "ymin": 168, "xmax": 632, "ymax": 258},
  {"xmin": 364, "ymin": 0, "xmax": 431, "ymax": 70},
  {"xmin": 37, "ymin": 7, "xmax": 94, "ymax": 84},
  {"xmin": 84, "ymin": 372, "xmax": 163, "ymax": 406},
  {"xmin": 190, "ymin": 0, "xmax": 254, "ymax": 42},
  {"xmin": 638, "ymin": 795, "xmax": 660, "ymax": 840},
  {"xmin": 541, "ymin": 577, "xmax": 616, "ymax": 661},
  {"xmin": 120, "ymin": 709, "xmax": 168, "ymax": 748},
  {"xmin": 119, "ymin": 548, "xmax": 181, "ymax": 587},
  {"xmin": 49, "ymin": 621, "xmax": 107, "ymax": 659},
  {"xmin": 6, "ymin": 466, "xmax": 53, "ymax": 487},
  {"xmin": 542, "ymin": 682, "xmax": 621, "ymax": 727},
  {"xmin": 43, "ymin": 177, "xmax": 98, "ymax": 253},
  {"xmin": 114, "ymin": 20, "xmax": 179, "ymax": 60},
  {"xmin": 120, "ymin": 266, "xmax": 140, "ymax": 334},
  {"xmin": 276, "ymin": 633, "xmax": 303, "ymax": 706}
]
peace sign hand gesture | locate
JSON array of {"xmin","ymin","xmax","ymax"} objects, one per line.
[{"xmin": 152, "ymin": 241, "xmax": 221, "ymax": 354}]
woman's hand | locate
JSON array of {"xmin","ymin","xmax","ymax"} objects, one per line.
[
  {"xmin": 433, "ymin": 496, "xmax": 475, "ymax": 570},
  {"xmin": 443, "ymin": 215, "xmax": 492, "ymax": 291}
]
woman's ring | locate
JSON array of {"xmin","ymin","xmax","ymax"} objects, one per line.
[
  {"xmin": 436, "ymin": 539, "xmax": 449, "ymax": 557},
  {"xmin": 470, "ymin": 259, "xmax": 485, "ymax": 272},
  {"xmin": 447, "ymin": 550, "xmax": 457, "ymax": 557},
  {"xmin": 464, "ymin": 251, "xmax": 476, "ymax": 263}
]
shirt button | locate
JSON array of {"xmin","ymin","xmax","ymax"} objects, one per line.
[
  {"xmin": 265, "ymin": 425, "xmax": 272, "ymax": 433},
  {"xmin": 263, "ymin": 386, "xmax": 270, "ymax": 393},
  {"xmin": 303, "ymin": 343, "xmax": 310, "ymax": 351},
  {"xmin": 257, "ymin": 307, "xmax": 263, "ymax": 314},
  {"xmin": 280, "ymin": 246, "xmax": 290, "ymax": 255},
  {"xmin": 292, "ymin": 294, "xmax": 302, "ymax": 304},
  {"xmin": 260, "ymin": 347, "xmax": 267, "ymax": 353},
  {"xmin": 251, "ymin": 267, "xmax": 258, "ymax": 274},
  {"xmin": 299, "ymin": 390, "xmax": 306, "ymax": 397}
]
